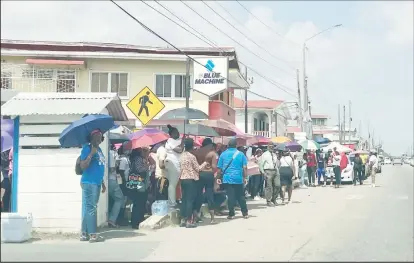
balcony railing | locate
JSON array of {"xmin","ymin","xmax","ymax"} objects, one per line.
[
  {"xmin": 252, "ymin": 130, "xmax": 270, "ymax": 138},
  {"xmin": 1, "ymin": 63, "xmax": 77, "ymax": 93}
]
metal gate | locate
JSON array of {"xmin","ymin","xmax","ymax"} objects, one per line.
[{"xmin": 1, "ymin": 63, "xmax": 77, "ymax": 92}]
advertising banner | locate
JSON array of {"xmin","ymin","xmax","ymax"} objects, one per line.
[{"xmin": 193, "ymin": 56, "xmax": 229, "ymax": 97}]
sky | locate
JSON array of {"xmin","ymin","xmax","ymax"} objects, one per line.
[{"xmin": 1, "ymin": 1, "xmax": 413, "ymax": 155}]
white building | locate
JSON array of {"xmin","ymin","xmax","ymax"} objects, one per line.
[{"xmin": 233, "ymin": 97, "xmax": 291, "ymax": 138}]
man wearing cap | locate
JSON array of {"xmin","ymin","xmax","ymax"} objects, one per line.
[
  {"xmin": 217, "ymin": 138, "xmax": 249, "ymax": 220},
  {"xmin": 79, "ymin": 129, "xmax": 106, "ymax": 243},
  {"xmin": 259, "ymin": 143, "xmax": 280, "ymax": 207}
]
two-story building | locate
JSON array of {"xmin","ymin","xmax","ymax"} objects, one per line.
[
  {"xmin": 1, "ymin": 39, "xmax": 250, "ymax": 126},
  {"xmin": 233, "ymin": 97, "xmax": 291, "ymax": 138},
  {"xmin": 287, "ymin": 114, "xmax": 360, "ymax": 148}
]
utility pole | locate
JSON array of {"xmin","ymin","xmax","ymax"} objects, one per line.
[
  {"xmin": 338, "ymin": 104, "xmax": 341, "ymax": 144},
  {"xmin": 296, "ymin": 69, "xmax": 303, "ymax": 132},
  {"xmin": 185, "ymin": 57, "xmax": 190, "ymax": 127},
  {"xmin": 343, "ymin": 105, "xmax": 346, "ymax": 144},
  {"xmin": 244, "ymin": 66, "xmax": 248, "ymax": 134},
  {"xmin": 348, "ymin": 100, "xmax": 352, "ymax": 144}
]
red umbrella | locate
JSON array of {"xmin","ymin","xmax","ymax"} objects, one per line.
[
  {"xmin": 125, "ymin": 133, "xmax": 169, "ymax": 150},
  {"xmin": 248, "ymin": 135, "xmax": 271, "ymax": 146}
]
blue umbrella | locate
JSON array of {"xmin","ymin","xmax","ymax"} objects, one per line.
[
  {"xmin": 315, "ymin": 137, "xmax": 331, "ymax": 144},
  {"xmin": 59, "ymin": 114, "xmax": 115, "ymax": 148}
]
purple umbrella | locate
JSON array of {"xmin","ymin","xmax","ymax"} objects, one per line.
[
  {"xmin": 285, "ymin": 141, "xmax": 302, "ymax": 152},
  {"xmin": 1, "ymin": 130, "xmax": 13, "ymax": 153},
  {"xmin": 1, "ymin": 119, "xmax": 14, "ymax": 135},
  {"xmin": 128, "ymin": 128, "xmax": 165, "ymax": 140}
]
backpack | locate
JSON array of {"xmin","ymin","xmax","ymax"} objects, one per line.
[{"xmin": 75, "ymin": 145, "xmax": 91, "ymax": 175}]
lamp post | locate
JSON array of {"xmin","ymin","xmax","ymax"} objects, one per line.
[{"xmin": 302, "ymin": 24, "xmax": 342, "ymax": 138}]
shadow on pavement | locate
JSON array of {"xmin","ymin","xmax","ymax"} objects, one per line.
[{"xmin": 99, "ymin": 227, "xmax": 146, "ymax": 240}]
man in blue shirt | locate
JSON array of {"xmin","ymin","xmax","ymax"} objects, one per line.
[
  {"xmin": 79, "ymin": 129, "xmax": 106, "ymax": 243},
  {"xmin": 217, "ymin": 138, "xmax": 248, "ymax": 219}
]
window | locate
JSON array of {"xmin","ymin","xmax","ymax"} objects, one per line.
[
  {"xmin": 91, "ymin": 72, "xmax": 128, "ymax": 97},
  {"xmin": 254, "ymin": 118, "xmax": 258, "ymax": 131},
  {"xmin": 266, "ymin": 123, "xmax": 269, "ymax": 132},
  {"xmin": 1, "ymin": 71, "xmax": 12, "ymax": 89},
  {"xmin": 155, "ymin": 74, "xmax": 189, "ymax": 98},
  {"xmin": 21, "ymin": 67, "xmax": 76, "ymax": 92}
]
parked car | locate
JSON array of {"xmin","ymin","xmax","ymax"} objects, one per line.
[
  {"xmin": 341, "ymin": 163, "xmax": 354, "ymax": 183},
  {"xmin": 410, "ymin": 159, "xmax": 414, "ymax": 167},
  {"xmin": 384, "ymin": 158, "xmax": 391, "ymax": 165},
  {"xmin": 393, "ymin": 158, "xmax": 403, "ymax": 165}
]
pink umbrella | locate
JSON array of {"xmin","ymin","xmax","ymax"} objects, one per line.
[
  {"xmin": 198, "ymin": 119, "xmax": 237, "ymax": 136},
  {"xmin": 125, "ymin": 133, "xmax": 169, "ymax": 150}
]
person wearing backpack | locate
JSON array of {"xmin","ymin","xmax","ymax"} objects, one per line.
[
  {"xmin": 353, "ymin": 153, "xmax": 364, "ymax": 185},
  {"xmin": 78, "ymin": 130, "xmax": 106, "ymax": 243}
]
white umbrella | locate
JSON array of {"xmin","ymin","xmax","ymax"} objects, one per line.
[{"xmin": 322, "ymin": 142, "xmax": 352, "ymax": 153}]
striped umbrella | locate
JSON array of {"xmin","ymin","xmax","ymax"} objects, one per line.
[{"xmin": 299, "ymin": 139, "xmax": 320, "ymax": 151}]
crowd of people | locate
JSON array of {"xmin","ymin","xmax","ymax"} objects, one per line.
[{"xmin": 76, "ymin": 126, "xmax": 380, "ymax": 243}]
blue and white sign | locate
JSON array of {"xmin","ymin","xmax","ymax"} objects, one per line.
[{"xmin": 193, "ymin": 56, "xmax": 229, "ymax": 97}]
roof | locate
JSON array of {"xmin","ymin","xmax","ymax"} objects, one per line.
[
  {"xmin": 1, "ymin": 39, "xmax": 235, "ymax": 56},
  {"xmin": 1, "ymin": 89, "xmax": 19, "ymax": 102},
  {"xmin": 0, "ymin": 92, "xmax": 128, "ymax": 121},
  {"xmin": 311, "ymin": 114, "xmax": 329, "ymax": 119},
  {"xmin": 1, "ymin": 39, "xmax": 241, "ymax": 70},
  {"xmin": 233, "ymin": 97, "xmax": 283, "ymax": 109}
]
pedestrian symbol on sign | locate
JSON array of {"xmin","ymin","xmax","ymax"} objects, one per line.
[
  {"xmin": 126, "ymin": 86, "xmax": 165, "ymax": 126},
  {"xmin": 138, "ymin": 91, "xmax": 153, "ymax": 117}
]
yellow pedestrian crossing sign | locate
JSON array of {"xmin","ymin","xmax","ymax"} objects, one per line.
[{"xmin": 126, "ymin": 86, "xmax": 165, "ymax": 126}]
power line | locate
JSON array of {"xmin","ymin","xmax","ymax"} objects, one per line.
[
  {"xmin": 236, "ymin": 0, "xmax": 300, "ymax": 48},
  {"xmin": 180, "ymin": 1, "xmax": 296, "ymax": 78},
  {"xmin": 110, "ymin": 0, "xmax": 242, "ymax": 91},
  {"xmin": 141, "ymin": 1, "xmax": 218, "ymax": 49},
  {"xmin": 202, "ymin": 0, "xmax": 295, "ymax": 70},
  {"xmin": 152, "ymin": 0, "xmax": 220, "ymax": 49},
  {"xmin": 239, "ymin": 61, "xmax": 297, "ymax": 97},
  {"xmin": 139, "ymin": 0, "xmax": 298, "ymax": 99}
]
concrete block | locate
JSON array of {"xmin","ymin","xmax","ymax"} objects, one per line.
[{"xmin": 139, "ymin": 214, "xmax": 169, "ymax": 230}]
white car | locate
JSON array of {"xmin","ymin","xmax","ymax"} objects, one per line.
[
  {"xmin": 410, "ymin": 159, "xmax": 414, "ymax": 167},
  {"xmin": 393, "ymin": 158, "xmax": 403, "ymax": 165},
  {"xmin": 341, "ymin": 163, "xmax": 354, "ymax": 183},
  {"xmin": 384, "ymin": 158, "xmax": 391, "ymax": 165}
]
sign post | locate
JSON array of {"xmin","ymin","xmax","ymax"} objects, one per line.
[{"xmin": 126, "ymin": 86, "xmax": 165, "ymax": 126}]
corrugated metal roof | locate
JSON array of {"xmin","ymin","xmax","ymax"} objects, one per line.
[
  {"xmin": 0, "ymin": 39, "xmax": 235, "ymax": 54},
  {"xmin": 0, "ymin": 92, "xmax": 128, "ymax": 121}
]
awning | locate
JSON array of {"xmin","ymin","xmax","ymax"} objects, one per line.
[{"xmin": 25, "ymin": 59, "xmax": 85, "ymax": 66}]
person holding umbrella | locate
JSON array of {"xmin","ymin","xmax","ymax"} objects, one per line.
[{"xmin": 79, "ymin": 130, "xmax": 106, "ymax": 243}]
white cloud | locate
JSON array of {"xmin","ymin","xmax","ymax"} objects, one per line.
[{"xmin": 1, "ymin": 1, "xmax": 412, "ymax": 153}]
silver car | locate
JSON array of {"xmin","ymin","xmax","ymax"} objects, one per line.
[{"xmin": 393, "ymin": 158, "xmax": 403, "ymax": 165}]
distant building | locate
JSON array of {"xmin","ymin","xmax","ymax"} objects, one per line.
[{"xmin": 233, "ymin": 97, "xmax": 291, "ymax": 138}]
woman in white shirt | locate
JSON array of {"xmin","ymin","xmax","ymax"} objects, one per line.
[
  {"xmin": 278, "ymin": 149, "xmax": 296, "ymax": 204},
  {"xmin": 164, "ymin": 125, "xmax": 184, "ymax": 207}
]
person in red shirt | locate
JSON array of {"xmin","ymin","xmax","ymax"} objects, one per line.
[
  {"xmin": 340, "ymin": 152, "xmax": 349, "ymax": 172},
  {"xmin": 306, "ymin": 150, "xmax": 317, "ymax": 187}
]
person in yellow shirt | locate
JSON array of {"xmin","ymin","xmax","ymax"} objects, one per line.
[{"xmin": 360, "ymin": 154, "xmax": 368, "ymax": 178}]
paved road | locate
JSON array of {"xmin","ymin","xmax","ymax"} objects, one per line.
[{"xmin": 2, "ymin": 165, "xmax": 413, "ymax": 262}]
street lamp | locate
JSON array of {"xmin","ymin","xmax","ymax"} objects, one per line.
[{"xmin": 302, "ymin": 24, "xmax": 342, "ymax": 138}]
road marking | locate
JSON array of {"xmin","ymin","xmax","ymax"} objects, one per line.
[{"xmin": 345, "ymin": 194, "xmax": 364, "ymax": 200}]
